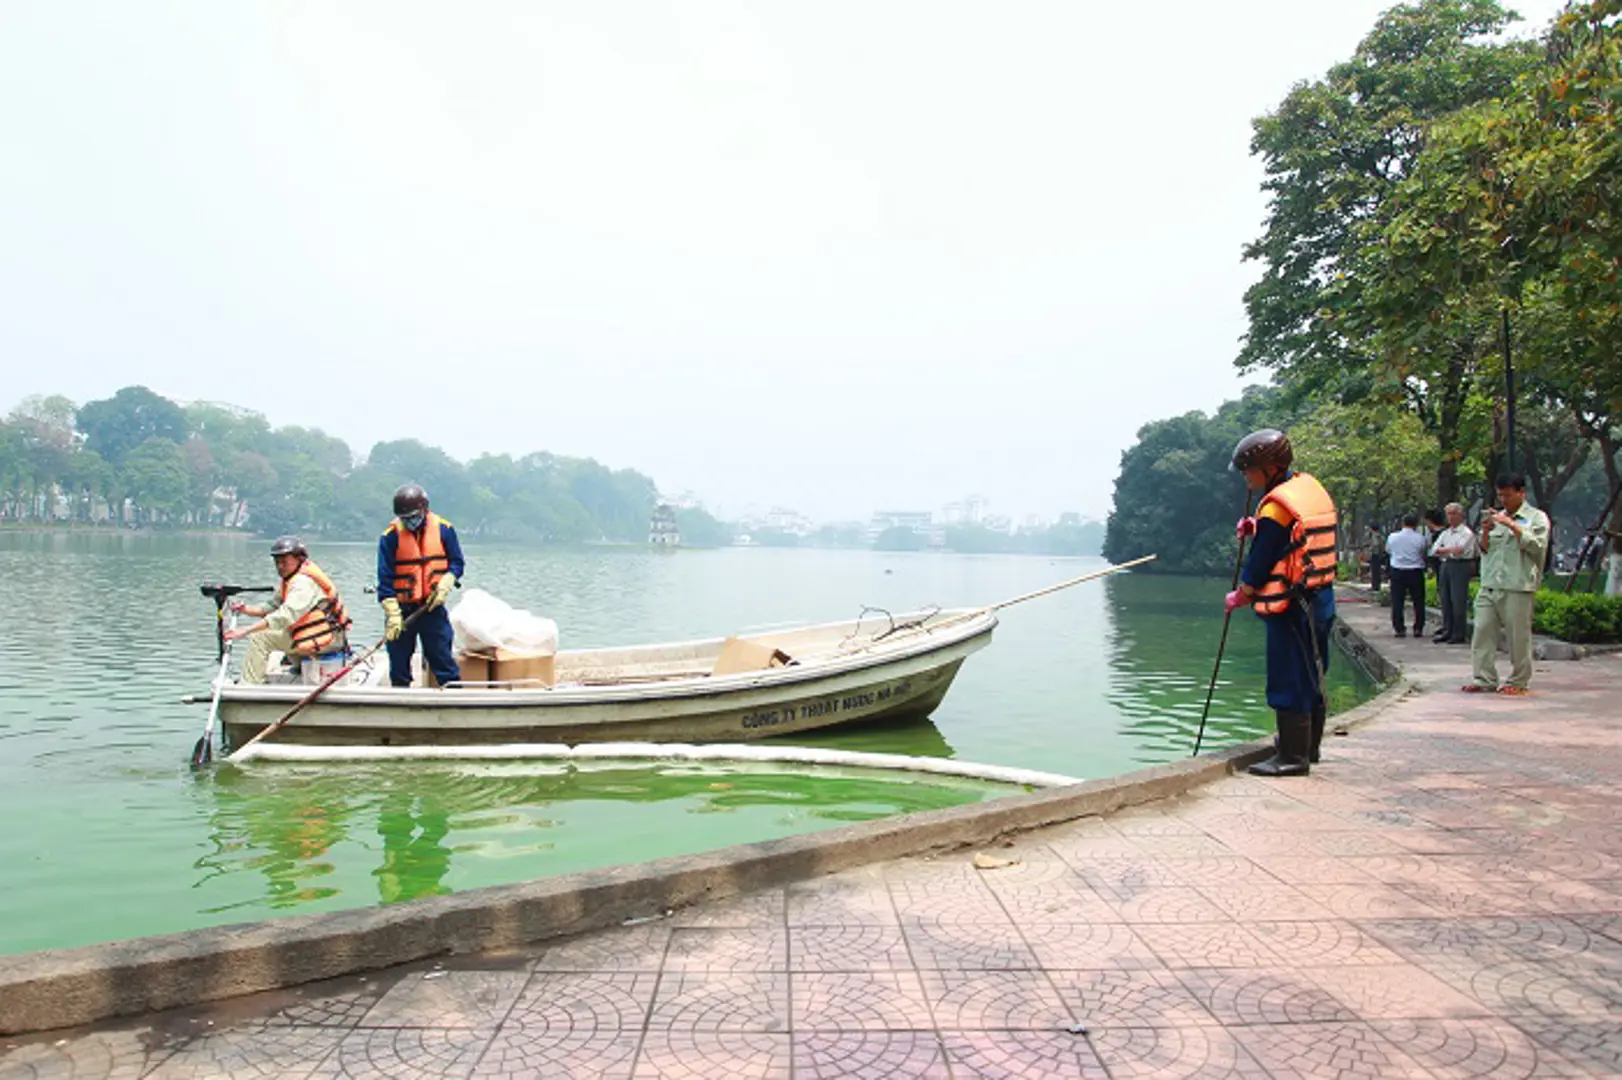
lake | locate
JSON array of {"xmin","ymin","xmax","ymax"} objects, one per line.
[{"xmin": 0, "ymin": 532, "xmax": 1375, "ymax": 952}]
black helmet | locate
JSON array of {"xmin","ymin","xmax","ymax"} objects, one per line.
[
  {"xmin": 1230, "ymin": 429, "xmax": 1293, "ymax": 474},
  {"xmin": 269, "ymin": 535, "xmax": 308, "ymax": 558},
  {"xmin": 393, "ymin": 484, "xmax": 429, "ymax": 516}
]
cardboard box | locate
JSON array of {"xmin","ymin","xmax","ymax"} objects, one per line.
[
  {"xmin": 710, "ymin": 636, "xmax": 793, "ymax": 677},
  {"xmin": 430, "ymin": 649, "xmax": 556, "ymax": 688}
]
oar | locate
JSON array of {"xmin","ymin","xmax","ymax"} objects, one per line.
[
  {"xmin": 226, "ymin": 603, "xmax": 436, "ymax": 763},
  {"xmin": 190, "ymin": 610, "xmax": 238, "ymax": 768},
  {"xmin": 1192, "ymin": 492, "xmax": 1256, "ymax": 757}
]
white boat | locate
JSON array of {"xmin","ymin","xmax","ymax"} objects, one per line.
[{"xmin": 217, "ymin": 608, "xmax": 996, "ymax": 750}]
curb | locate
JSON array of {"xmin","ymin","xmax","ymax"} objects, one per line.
[{"xmin": 0, "ymin": 633, "xmax": 1410, "ymax": 1036}]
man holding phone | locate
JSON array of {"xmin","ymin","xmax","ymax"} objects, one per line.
[{"xmin": 1464, "ymin": 473, "xmax": 1549, "ymax": 695}]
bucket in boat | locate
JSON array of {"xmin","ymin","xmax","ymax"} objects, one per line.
[{"xmin": 301, "ymin": 649, "xmax": 353, "ymax": 685}]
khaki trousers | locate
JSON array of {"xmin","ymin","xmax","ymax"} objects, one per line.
[
  {"xmin": 1470, "ymin": 587, "xmax": 1535, "ymax": 690},
  {"xmin": 239, "ymin": 628, "xmax": 297, "ymax": 684}
]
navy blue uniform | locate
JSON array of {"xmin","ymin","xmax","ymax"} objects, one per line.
[
  {"xmin": 1242, "ymin": 495, "xmax": 1335, "ymax": 714},
  {"xmin": 377, "ymin": 518, "xmax": 466, "ymax": 688}
]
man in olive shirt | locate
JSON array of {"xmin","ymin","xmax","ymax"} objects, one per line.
[{"xmin": 1464, "ymin": 473, "xmax": 1550, "ymax": 695}]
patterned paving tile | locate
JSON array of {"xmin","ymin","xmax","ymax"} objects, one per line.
[
  {"xmin": 917, "ymin": 971, "xmax": 1072, "ymax": 1030},
  {"xmin": 1244, "ymin": 920, "xmax": 1403, "ymax": 966},
  {"xmin": 790, "ymin": 1031, "xmax": 950, "ymax": 1079},
  {"xmin": 789, "ymin": 923, "xmax": 912, "ymax": 971},
  {"xmin": 1049, "ymin": 968, "xmax": 1216, "ymax": 1028},
  {"xmin": 1302, "ymin": 963, "xmax": 1494, "ymax": 1020},
  {"xmin": 1433, "ymin": 955, "xmax": 1622, "ymax": 1018},
  {"xmin": 1160, "ymin": 856, "xmax": 1279, "ymax": 889},
  {"xmin": 1193, "ymin": 883, "xmax": 1333, "ymax": 922},
  {"xmin": 665, "ymin": 890, "xmax": 784, "ymax": 928},
  {"xmin": 629, "ymin": 1030, "xmax": 790, "ymax": 1079},
  {"xmin": 1017, "ymin": 922, "xmax": 1160, "ymax": 970},
  {"xmin": 1228, "ymin": 1021, "xmax": 1420, "ymax": 1079},
  {"xmin": 939, "ymin": 1030, "xmax": 1108, "ymax": 1079},
  {"xmin": 646, "ymin": 972, "xmax": 789, "ymax": 1033},
  {"xmin": 0, "ymin": 1027, "xmax": 164, "ymax": 1080},
  {"xmin": 982, "ymin": 870, "xmax": 1117, "ymax": 923},
  {"xmin": 1109, "ymin": 887, "xmax": 1231, "ymax": 925},
  {"xmin": 785, "ymin": 874, "xmax": 898, "ymax": 927},
  {"xmin": 531, "ymin": 924, "xmax": 672, "ymax": 971},
  {"xmin": 475, "ymin": 972, "xmax": 653, "ymax": 1079},
  {"xmin": 1208, "ymin": 831, "xmax": 1328, "ymax": 859},
  {"xmin": 1087, "ymin": 1024, "xmax": 1272, "ymax": 1079},
  {"xmin": 1292, "ymin": 883, "xmax": 1442, "ymax": 920},
  {"xmin": 1508, "ymin": 1014, "xmax": 1622, "ymax": 1076},
  {"xmin": 791, "ymin": 971, "xmax": 933, "ymax": 1031},
  {"xmin": 309, "ymin": 1028, "xmax": 495, "ymax": 1079},
  {"xmin": 663, "ymin": 928, "xmax": 787, "ymax": 972},
  {"xmin": 1370, "ymin": 1018, "xmax": 1591, "ymax": 1079},
  {"xmin": 1133, "ymin": 923, "xmax": 1282, "ymax": 969},
  {"xmin": 1108, "ymin": 808, "xmax": 1210, "ymax": 836},
  {"xmin": 1173, "ymin": 969, "xmax": 1355, "ymax": 1026},
  {"xmin": 1070, "ymin": 857, "xmax": 1185, "ymax": 899},
  {"xmin": 900, "ymin": 917, "xmax": 1038, "ymax": 970},
  {"xmin": 141, "ymin": 1025, "xmax": 344, "ymax": 1079},
  {"xmin": 1249, "ymin": 856, "xmax": 1379, "ymax": 886},
  {"xmin": 357, "ymin": 971, "xmax": 527, "ymax": 1028}
]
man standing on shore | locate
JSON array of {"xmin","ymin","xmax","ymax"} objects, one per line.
[
  {"xmin": 1464, "ymin": 473, "xmax": 1549, "ymax": 696},
  {"xmin": 1429, "ymin": 502, "xmax": 1478, "ymax": 645},
  {"xmin": 1385, "ymin": 513, "xmax": 1429, "ymax": 638}
]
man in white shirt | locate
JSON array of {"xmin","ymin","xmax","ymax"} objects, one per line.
[
  {"xmin": 1429, "ymin": 501, "xmax": 1479, "ymax": 644},
  {"xmin": 1386, "ymin": 512, "xmax": 1430, "ymax": 638}
]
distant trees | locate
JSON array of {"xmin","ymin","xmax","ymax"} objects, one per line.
[{"xmin": 0, "ymin": 385, "xmax": 665, "ymax": 541}]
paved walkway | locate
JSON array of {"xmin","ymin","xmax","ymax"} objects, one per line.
[{"xmin": 5, "ymin": 598, "xmax": 1621, "ymax": 1078}]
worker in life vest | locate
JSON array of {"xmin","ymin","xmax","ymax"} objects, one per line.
[
  {"xmin": 377, "ymin": 483, "xmax": 466, "ymax": 688},
  {"xmin": 1223, "ymin": 429, "xmax": 1339, "ymax": 776},
  {"xmin": 225, "ymin": 536, "xmax": 353, "ymax": 684}
]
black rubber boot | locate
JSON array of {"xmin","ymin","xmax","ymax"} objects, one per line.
[
  {"xmin": 1249, "ymin": 711, "xmax": 1311, "ymax": 777},
  {"xmin": 1309, "ymin": 704, "xmax": 1326, "ymax": 765}
]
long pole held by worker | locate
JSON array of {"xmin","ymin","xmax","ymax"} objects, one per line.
[
  {"xmin": 225, "ymin": 604, "xmax": 435, "ymax": 764},
  {"xmin": 1192, "ymin": 492, "xmax": 1256, "ymax": 757}
]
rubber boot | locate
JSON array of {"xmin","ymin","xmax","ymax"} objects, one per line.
[
  {"xmin": 1249, "ymin": 711, "xmax": 1311, "ymax": 777},
  {"xmin": 1309, "ymin": 704, "xmax": 1326, "ymax": 765}
]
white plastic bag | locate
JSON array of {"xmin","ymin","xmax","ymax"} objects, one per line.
[{"xmin": 450, "ymin": 588, "xmax": 559, "ymax": 656}]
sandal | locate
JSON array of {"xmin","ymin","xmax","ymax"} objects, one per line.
[
  {"xmin": 1497, "ymin": 686, "xmax": 1531, "ymax": 696},
  {"xmin": 1460, "ymin": 684, "xmax": 1494, "ymax": 693}
]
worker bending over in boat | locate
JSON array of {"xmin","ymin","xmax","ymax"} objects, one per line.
[
  {"xmin": 1223, "ymin": 429, "xmax": 1338, "ymax": 776},
  {"xmin": 225, "ymin": 536, "xmax": 353, "ymax": 684},
  {"xmin": 377, "ymin": 483, "xmax": 465, "ymax": 688}
]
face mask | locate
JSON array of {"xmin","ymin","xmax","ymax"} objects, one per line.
[{"xmin": 401, "ymin": 511, "xmax": 426, "ymax": 531}]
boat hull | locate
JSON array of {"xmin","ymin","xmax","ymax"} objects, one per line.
[{"xmin": 218, "ymin": 612, "xmax": 993, "ymax": 749}]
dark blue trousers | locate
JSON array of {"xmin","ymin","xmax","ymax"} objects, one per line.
[
  {"xmin": 387, "ymin": 604, "xmax": 461, "ymax": 687},
  {"xmin": 1264, "ymin": 594, "xmax": 1334, "ymax": 714}
]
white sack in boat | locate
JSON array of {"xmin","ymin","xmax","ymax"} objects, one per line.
[{"xmin": 450, "ymin": 588, "xmax": 559, "ymax": 656}]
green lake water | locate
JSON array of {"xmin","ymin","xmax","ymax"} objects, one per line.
[{"xmin": 0, "ymin": 533, "xmax": 1376, "ymax": 953}]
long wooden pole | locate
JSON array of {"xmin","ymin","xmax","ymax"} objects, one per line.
[{"xmin": 1192, "ymin": 493, "xmax": 1255, "ymax": 757}]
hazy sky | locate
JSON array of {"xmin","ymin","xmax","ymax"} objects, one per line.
[{"xmin": 1, "ymin": 1, "xmax": 1565, "ymax": 523}]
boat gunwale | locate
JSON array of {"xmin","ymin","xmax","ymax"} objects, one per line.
[{"xmin": 217, "ymin": 608, "xmax": 997, "ymax": 709}]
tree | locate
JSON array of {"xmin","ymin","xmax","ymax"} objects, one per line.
[
  {"xmin": 121, "ymin": 437, "xmax": 191, "ymax": 523},
  {"xmin": 1239, "ymin": 0, "xmax": 1539, "ymax": 503},
  {"xmin": 75, "ymin": 386, "xmax": 188, "ymax": 466}
]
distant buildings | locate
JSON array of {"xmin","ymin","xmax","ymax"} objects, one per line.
[{"xmin": 648, "ymin": 504, "xmax": 680, "ymax": 546}]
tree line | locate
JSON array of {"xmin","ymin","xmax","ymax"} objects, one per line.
[
  {"xmin": 0, "ymin": 385, "xmax": 720, "ymax": 544},
  {"xmin": 1107, "ymin": 0, "xmax": 1620, "ymax": 576}
]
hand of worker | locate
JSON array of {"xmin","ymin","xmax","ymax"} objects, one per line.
[
  {"xmin": 222, "ymin": 625, "xmax": 250, "ymax": 642},
  {"xmin": 1235, "ymin": 516, "xmax": 1257, "ymax": 540},
  {"xmin": 428, "ymin": 573, "xmax": 457, "ymax": 611},
  {"xmin": 1223, "ymin": 589, "xmax": 1249, "ymax": 615},
  {"xmin": 382, "ymin": 597, "xmax": 404, "ymax": 642},
  {"xmin": 229, "ymin": 599, "xmax": 246, "ymax": 614}
]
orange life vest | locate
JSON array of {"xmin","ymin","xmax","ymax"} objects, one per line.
[
  {"xmin": 389, "ymin": 512, "xmax": 450, "ymax": 604},
  {"xmin": 1253, "ymin": 472, "xmax": 1338, "ymax": 616},
  {"xmin": 278, "ymin": 560, "xmax": 352, "ymax": 657}
]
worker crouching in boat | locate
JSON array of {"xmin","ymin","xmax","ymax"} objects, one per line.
[
  {"xmin": 1223, "ymin": 429, "xmax": 1338, "ymax": 776},
  {"xmin": 378, "ymin": 483, "xmax": 465, "ymax": 688},
  {"xmin": 225, "ymin": 536, "xmax": 353, "ymax": 684}
]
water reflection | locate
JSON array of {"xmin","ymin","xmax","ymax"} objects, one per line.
[
  {"xmin": 196, "ymin": 760, "xmax": 1005, "ymax": 922},
  {"xmin": 1103, "ymin": 574, "xmax": 1367, "ymax": 761}
]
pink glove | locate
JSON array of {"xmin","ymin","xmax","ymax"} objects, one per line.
[
  {"xmin": 1235, "ymin": 516, "xmax": 1257, "ymax": 539},
  {"xmin": 1224, "ymin": 589, "xmax": 1248, "ymax": 615}
]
